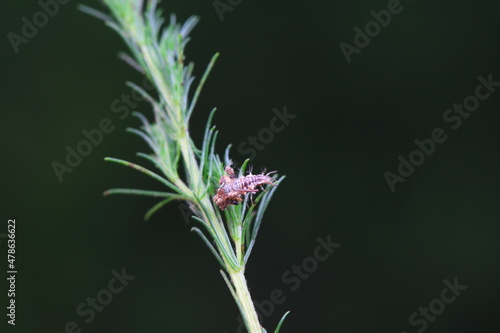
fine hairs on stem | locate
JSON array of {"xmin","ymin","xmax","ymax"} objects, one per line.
[{"xmin": 80, "ymin": 1, "xmax": 288, "ymax": 332}]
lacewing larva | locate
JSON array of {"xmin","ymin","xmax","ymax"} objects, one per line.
[{"xmin": 213, "ymin": 165, "xmax": 277, "ymax": 210}]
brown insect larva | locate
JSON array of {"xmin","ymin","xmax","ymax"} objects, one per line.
[{"xmin": 213, "ymin": 165, "xmax": 276, "ymax": 210}]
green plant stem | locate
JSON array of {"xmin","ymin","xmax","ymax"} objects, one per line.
[
  {"xmin": 178, "ymin": 118, "xmax": 263, "ymax": 333},
  {"xmin": 230, "ymin": 269, "xmax": 263, "ymax": 333},
  {"xmin": 86, "ymin": 2, "xmax": 280, "ymax": 330}
]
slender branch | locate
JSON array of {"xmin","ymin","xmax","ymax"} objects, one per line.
[
  {"xmin": 230, "ymin": 269, "xmax": 263, "ymax": 333},
  {"xmin": 82, "ymin": 1, "xmax": 285, "ymax": 331}
]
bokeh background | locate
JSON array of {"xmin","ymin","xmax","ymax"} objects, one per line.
[{"xmin": 2, "ymin": 0, "xmax": 500, "ymax": 332}]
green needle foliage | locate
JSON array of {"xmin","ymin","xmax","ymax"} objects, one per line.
[{"xmin": 80, "ymin": 1, "xmax": 287, "ymax": 332}]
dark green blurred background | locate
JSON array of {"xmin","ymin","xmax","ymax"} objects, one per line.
[{"xmin": 2, "ymin": 0, "xmax": 500, "ymax": 332}]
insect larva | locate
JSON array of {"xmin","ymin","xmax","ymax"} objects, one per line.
[{"xmin": 213, "ymin": 165, "xmax": 276, "ymax": 210}]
